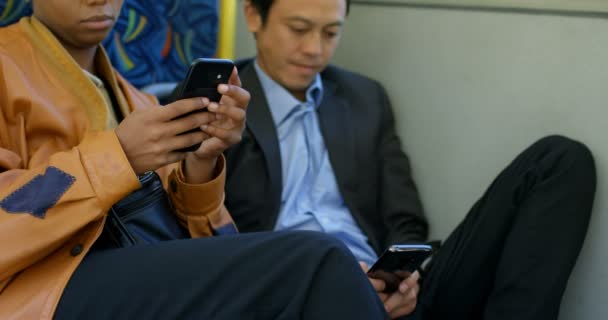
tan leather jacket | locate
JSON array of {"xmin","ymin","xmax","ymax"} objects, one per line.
[{"xmin": 0, "ymin": 17, "xmax": 234, "ymax": 319}]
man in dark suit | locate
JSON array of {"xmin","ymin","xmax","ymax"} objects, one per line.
[
  {"xmin": 225, "ymin": 0, "xmax": 427, "ymax": 264},
  {"xmin": 223, "ymin": 0, "xmax": 596, "ymax": 319},
  {"xmin": 226, "ymin": 56, "xmax": 428, "ymax": 256}
]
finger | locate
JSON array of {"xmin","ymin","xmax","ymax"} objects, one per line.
[
  {"xmin": 166, "ymin": 109, "xmax": 216, "ymax": 136},
  {"xmin": 218, "ymin": 83, "xmax": 250, "ymax": 111},
  {"xmin": 195, "ymin": 136, "xmax": 224, "ymax": 154},
  {"xmin": 378, "ymin": 293, "xmax": 389, "ymax": 303},
  {"xmin": 227, "ymin": 66, "xmax": 241, "ymax": 87},
  {"xmin": 201, "ymin": 124, "xmax": 242, "ymax": 145},
  {"xmin": 399, "ymin": 271, "xmax": 421, "ymax": 293},
  {"xmin": 384, "ymin": 287, "xmax": 416, "ymax": 315},
  {"xmin": 162, "ymin": 97, "xmax": 209, "ymax": 121},
  {"xmin": 207, "ymin": 101, "xmax": 246, "ymax": 123},
  {"xmin": 389, "ymin": 283, "xmax": 419, "ymax": 317},
  {"xmin": 359, "ymin": 261, "xmax": 369, "ymax": 273},
  {"xmin": 411, "ymin": 282, "xmax": 420, "ymax": 297},
  {"xmin": 165, "ymin": 130, "xmax": 207, "ymax": 153},
  {"xmin": 166, "ymin": 109, "xmax": 215, "ymax": 135},
  {"xmin": 215, "ymin": 113, "xmax": 225, "ymax": 121},
  {"xmin": 367, "ymin": 277, "xmax": 386, "ymax": 293},
  {"xmin": 383, "ymin": 291, "xmax": 404, "ymax": 314},
  {"xmin": 394, "ymin": 270, "xmax": 411, "ymax": 279},
  {"xmin": 390, "ymin": 285, "xmax": 419, "ymax": 317}
]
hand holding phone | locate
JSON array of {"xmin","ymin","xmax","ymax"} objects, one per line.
[
  {"xmin": 367, "ymin": 244, "xmax": 432, "ymax": 293},
  {"xmin": 173, "ymin": 58, "xmax": 235, "ymax": 152}
]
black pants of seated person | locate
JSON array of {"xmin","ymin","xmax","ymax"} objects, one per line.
[
  {"xmin": 55, "ymin": 231, "xmax": 388, "ymax": 320},
  {"xmin": 405, "ymin": 135, "xmax": 596, "ymax": 320}
]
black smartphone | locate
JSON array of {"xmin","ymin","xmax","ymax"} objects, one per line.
[
  {"xmin": 367, "ymin": 244, "xmax": 432, "ymax": 293},
  {"xmin": 173, "ymin": 58, "xmax": 235, "ymax": 152},
  {"xmin": 176, "ymin": 58, "xmax": 234, "ymax": 101}
]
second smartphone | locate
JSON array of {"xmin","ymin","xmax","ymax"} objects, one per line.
[{"xmin": 367, "ymin": 244, "xmax": 433, "ymax": 293}]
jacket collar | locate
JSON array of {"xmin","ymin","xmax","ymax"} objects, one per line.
[
  {"xmin": 23, "ymin": 17, "xmax": 129, "ymax": 130},
  {"xmin": 240, "ymin": 63, "xmax": 284, "ymax": 197},
  {"xmin": 316, "ymin": 75, "xmax": 358, "ymax": 194}
]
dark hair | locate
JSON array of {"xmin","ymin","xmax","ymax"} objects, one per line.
[{"xmin": 249, "ymin": 0, "xmax": 351, "ymax": 25}]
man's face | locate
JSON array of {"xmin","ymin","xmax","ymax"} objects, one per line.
[
  {"xmin": 32, "ymin": 0, "xmax": 124, "ymax": 49},
  {"xmin": 245, "ymin": 0, "xmax": 346, "ymax": 98}
]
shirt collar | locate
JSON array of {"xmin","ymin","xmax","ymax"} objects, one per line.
[
  {"xmin": 254, "ymin": 60, "xmax": 324, "ymax": 126},
  {"xmin": 82, "ymin": 69, "xmax": 104, "ymax": 88}
]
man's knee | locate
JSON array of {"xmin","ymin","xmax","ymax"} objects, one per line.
[
  {"xmin": 283, "ymin": 230, "xmax": 352, "ymax": 250},
  {"xmin": 535, "ymin": 135, "xmax": 591, "ymax": 158},
  {"xmin": 535, "ymin": 135, "xmax": 595, "ymax": 175},
  {"xmin": 278, "ymin": 230, "xmax": 357, "ymax": 262}
]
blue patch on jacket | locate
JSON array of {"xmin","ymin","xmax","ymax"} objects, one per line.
[{"xmin": 0, "ymin": 167, "xmax": 76, "ymax": 219}]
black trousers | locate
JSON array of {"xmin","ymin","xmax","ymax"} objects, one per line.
[
  {"xmin": 408, "ymin": 135, "xmax": 596, "ymax": 320},
  {"xmin": 55, "ymin": 231, "xmax": 387, "ymax": 319},
  {"xmin": 56, "ymin": 135, "xmax": 594, "ymax": 320}
]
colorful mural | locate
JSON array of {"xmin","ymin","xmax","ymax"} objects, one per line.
[
  {"xmin": 104, "ymin": 0, "xmax": 218, "ymax": 87},
  {"xmin": 0, "ymin": 0, "xmax": 218, "ymax": 88},
  {"xmin": 0, "ymin": 0, "xmax": 31, "ymax": 26}
]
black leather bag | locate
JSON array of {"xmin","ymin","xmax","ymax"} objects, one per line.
[{"xmin": 97, "ymin": 171, "xmax": 190, "ymax": 248}]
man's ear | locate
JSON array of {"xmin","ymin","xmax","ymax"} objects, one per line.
[{"xmin": 243, "ymin": 0, "xmax": 263, "ymax": 33}]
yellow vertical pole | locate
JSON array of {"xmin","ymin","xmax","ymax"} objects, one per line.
[{"xmin": 217, "ymin": 0, "xmax": 237, "ymax": 59}]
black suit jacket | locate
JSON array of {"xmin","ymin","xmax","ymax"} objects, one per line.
[{"xmin": 223, "ymin": 59, "xmax": 428, "ymax": 254}]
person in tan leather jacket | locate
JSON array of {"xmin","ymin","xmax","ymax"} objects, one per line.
[{"xmin": 0, "ymin": 1, "xmax": 389, "ymax": 319}]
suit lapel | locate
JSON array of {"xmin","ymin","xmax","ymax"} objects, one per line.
[
  {"xmin": 318, "ymin": 79, "xmax": 359, "ymax": 195},
  {"xmin": 240, "ymin": 64, "xmax": 283, "ymax": 214}
]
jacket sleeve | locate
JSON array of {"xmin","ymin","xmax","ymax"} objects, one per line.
[
  {"xmin": 375, "ymin": 81, "xmax": 429, "ymax": 245},
  {"xmin": 162, "ymin": 155, "xmax": 238, "ymax": 238},
  {"xmin": 117, "ymin": 70, "xmax": 238, "ymax": 239},
  {"xmin": 0, "ymin": 55, "xmax": 141, "ymax": 281}
]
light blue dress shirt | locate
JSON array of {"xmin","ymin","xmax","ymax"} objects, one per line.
[{"xmin": 254, "ymin": 62, "xmax": 378, "ymax": 266}]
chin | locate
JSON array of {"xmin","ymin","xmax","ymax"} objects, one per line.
[
  {"xmin": 75, "ymin": 36, "xmax": 107, "ymax": 49},
  {"xmin": 287, "ymin": 82, "xmax": 312, "ymax": 93},
  {"xmin": 293, "ymin": 75, "xmax": 316, "ymax": 86}
]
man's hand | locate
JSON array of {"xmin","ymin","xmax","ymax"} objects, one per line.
[
  {"xmin": 184, "ymin": 67, "xmax": 250, "ymax": 183},
  {"xmin": 115, "ymin": 97, "xmax": 213, "ymax": 175},
  {"xmin": 360, "ymin": 262, "xmax": 420, "ymax": 318}
]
